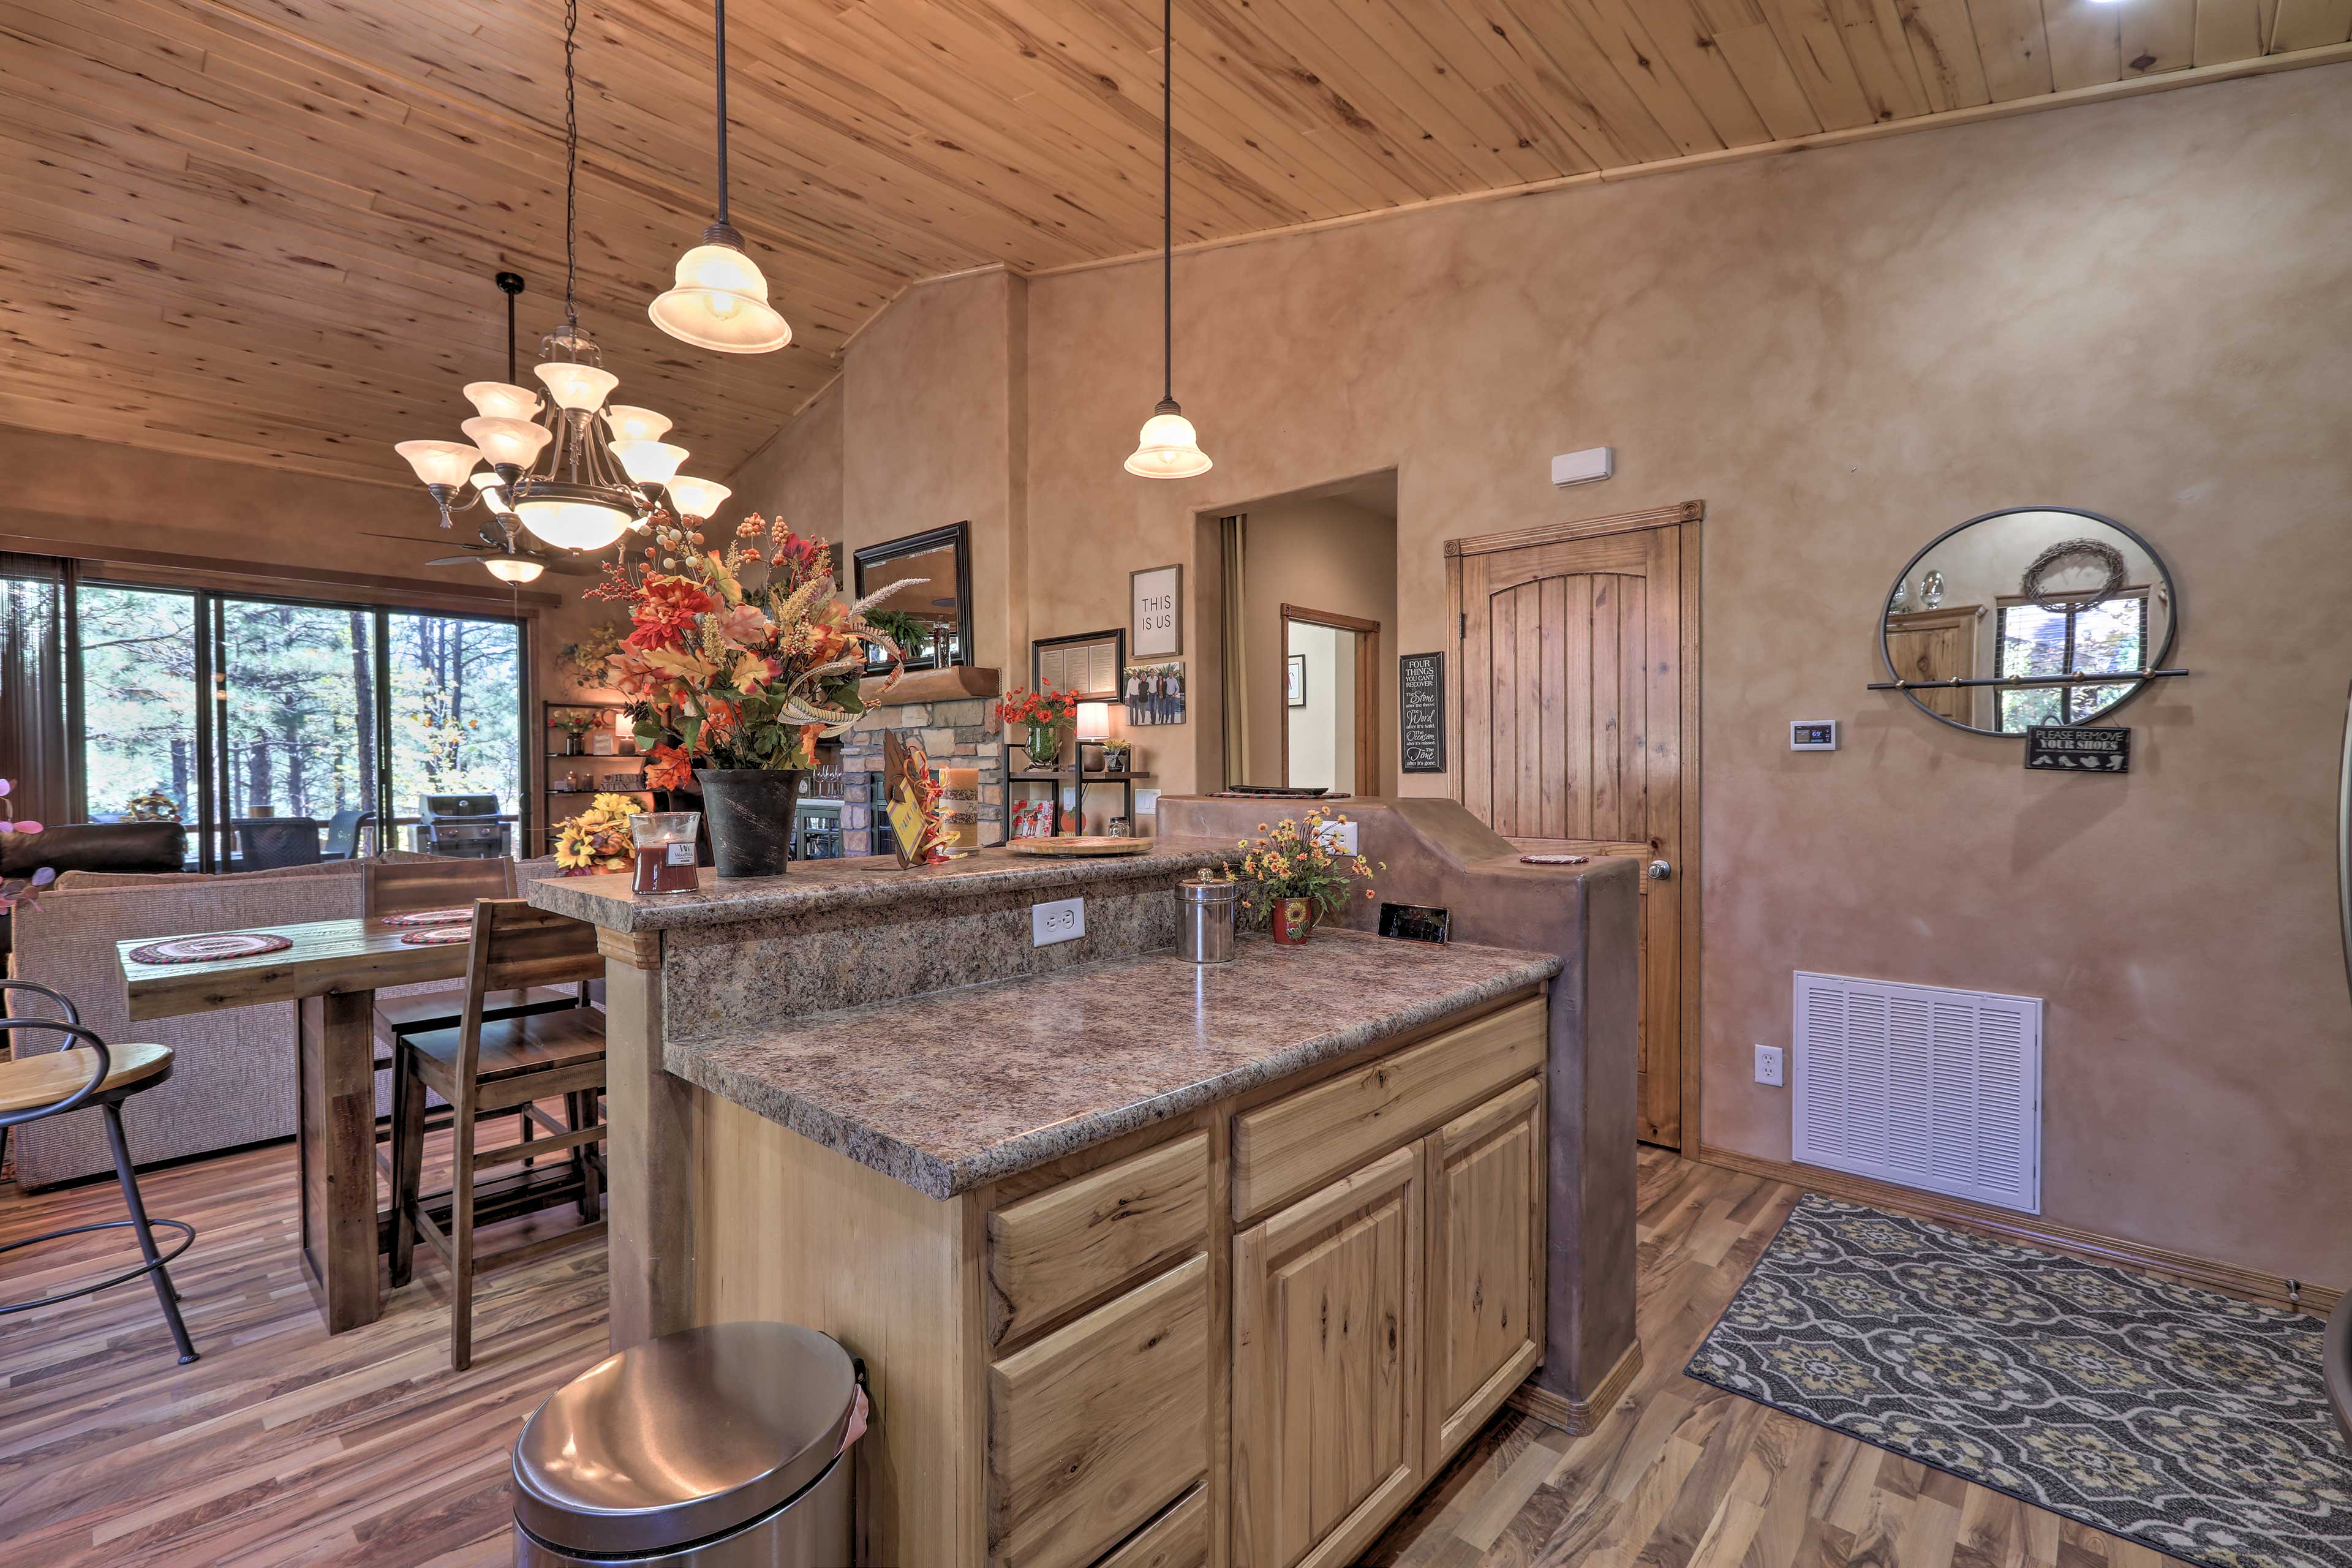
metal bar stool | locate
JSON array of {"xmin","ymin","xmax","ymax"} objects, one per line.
[{"xmin": 0, "ymin": 980, "xmax": 199, "ymax": 1366}]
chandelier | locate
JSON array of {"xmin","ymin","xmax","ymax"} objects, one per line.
[{"xmin": 396, "ymin": 0, "xmax": 730, "ymax": 560}]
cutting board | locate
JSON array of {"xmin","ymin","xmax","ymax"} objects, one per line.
[{"xmin": 1006, "ymin": 836, "xmax": 1153, "ymax": 857}]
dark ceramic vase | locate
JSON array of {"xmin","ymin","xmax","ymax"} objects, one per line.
[{"xmin": 694, "ymin": 768, "xmax": 804, "ymax": 879}]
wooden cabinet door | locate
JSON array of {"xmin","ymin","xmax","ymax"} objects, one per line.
[
  {"xmin": 1232, "ymin": 1144, "xmax": 1422, "ymax": 1568},
  {"xmin": 1425, "ymin": 1079, "xmax": 1544, "ymax": 1468},
  {"xmin": 1883, "ymin": 605, "xmax": 1982, "ymax": 723},
  {"xmin": 1452, "ymin": 517, "xmax": 1692, "ymax": 1147}
]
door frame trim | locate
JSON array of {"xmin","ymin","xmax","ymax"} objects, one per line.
[
  {"xmin": 1278, "ymin": 602, "xmax": 1382, "ymax": 794},
  {"xmin": 1444, "ymin": 500, "xmax": 1704, "ymax": 1151}
]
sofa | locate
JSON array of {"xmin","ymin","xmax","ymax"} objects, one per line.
[
  {"xmin": 0, "ymin": 821, "xmax": 187, "ymax": 964},
  {"xmin": 5, "ymin": 853, "xmax": 569, "ymax": 1188}
]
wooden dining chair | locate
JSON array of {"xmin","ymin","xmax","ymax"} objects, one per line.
[
  {"xmin": 389, "ymin": 900, "xmax": 607, "ymax": 1370},
  {"xmin": 366, "ymin": 858, "xmax": 585, "ymax": 1064}
]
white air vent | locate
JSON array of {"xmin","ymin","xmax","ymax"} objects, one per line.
[{"xmin": 1792, "ymin": 971, "xmax": 2041, "ymax": 1213}]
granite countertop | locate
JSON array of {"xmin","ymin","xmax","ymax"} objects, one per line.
[
  {"xmin": 667, "ymin": 929, "xmax": 1561, "ymax": 1199},
  {"xmin": 527, "ymin": 838, "xmax": 1237, "ymax": 933}
]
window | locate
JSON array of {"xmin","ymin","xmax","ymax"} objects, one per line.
[
  {"xmin": 9, "ymin": 558, "xmax": 529, "ymax": 870},
  {"xmin": 1996, "ymin": 591, "xmax": 2148, "ymax": 733}
]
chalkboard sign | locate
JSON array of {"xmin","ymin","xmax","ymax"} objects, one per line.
[
  {"xmin": 1400, "ymin": 652, "xmax": 1446, "ymax": 774},
  {"xmin": 2025, "ymin": 725, "xmax": 2130, "ymax": 774}
]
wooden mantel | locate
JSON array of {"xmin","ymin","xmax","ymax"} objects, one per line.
[{"xmin": 860, "ymin": 665, "xmax": 1000, "ymax": 707}]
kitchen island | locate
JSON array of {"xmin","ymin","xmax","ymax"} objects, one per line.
[{"xmin": 530, "ymin": 845, "xmax": 1592, "ymax": 1568}]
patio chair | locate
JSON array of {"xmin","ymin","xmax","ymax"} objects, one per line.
[{"xmin": 236, "ymin": 818, "xmax": 323, "ymax": 870}]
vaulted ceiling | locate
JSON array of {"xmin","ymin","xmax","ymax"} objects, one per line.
[{"xmin": 5, "ymin": 0, "xmax": 2345, "ymax": 493}]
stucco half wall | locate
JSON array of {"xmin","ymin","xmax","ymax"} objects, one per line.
[{"xmin": 722, "ymin": 64, "xmax": 2352, "ymax": 1291}]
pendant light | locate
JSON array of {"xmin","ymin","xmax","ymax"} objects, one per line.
[
  {"xmin": 650, "ymin": 0, "xmax": 792, "ymax": 353},
  {"xmin": 1125, "ymin": 0, "xmax": 1211, "ymax": 480}
]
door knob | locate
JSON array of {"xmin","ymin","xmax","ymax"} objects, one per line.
[{"xmin": 1646, "ymin": 859, "xmax": 1672, "ymax": 881}]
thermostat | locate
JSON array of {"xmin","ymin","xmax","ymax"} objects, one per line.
[{"xmin": 1789, "ymin": 720, "xmax": 1839, "ymax": 751}]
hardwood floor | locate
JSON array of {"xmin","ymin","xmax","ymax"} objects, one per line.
[{"xmin": 2, "ymin": 1137, "xmax": 2160, "ymax": 1568}]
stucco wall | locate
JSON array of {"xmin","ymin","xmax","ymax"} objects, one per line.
[{"xmin": 734, "ymin": 64, "xmax": 2352, "ymax": 1287}]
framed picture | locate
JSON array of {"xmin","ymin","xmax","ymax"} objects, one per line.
[
  {"xmin": 1286, "ymin": 653, "xmax": 1306, "ymax": 707},
  {"xmin": 1124, "ymin": 661, "xmax": 1186, "ymax": 726},
  {"xmin": 1131, "ymin": 564, "xmax": 1182, "ymax": 658},
  {"xmin": 1033, "ymin": 628, "xmax": 1125, "ymax": 699}
]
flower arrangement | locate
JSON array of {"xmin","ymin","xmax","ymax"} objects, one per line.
[
  {"xmin": 552, "ymin": 792, "xmax": 646, "ymax": 875},
  {"xmin": 558, "ymin": 620, "xmax": 628, "ymax": 688},
  {"xmin": 0, "ymin": 779, "xmax": 52, "ymax": 915},
  {"xmin": 994, "ymin": 687, "xmax": 1079, "ymax": 769},
  {"xmin": 1224, "ymin": 810, "xmax": 1383, "ymax": 943},
  {"xmin": 589, "ymin": 512, "xmax": 907, "ymax": 771}
]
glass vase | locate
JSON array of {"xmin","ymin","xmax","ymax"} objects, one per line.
[{"xmin": 1023, "ymin": 720, "xmax": 1061, "ymax": 769}]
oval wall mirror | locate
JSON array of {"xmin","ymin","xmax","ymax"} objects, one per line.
[{"xmin": 1880, "ymin": 507, "xmax": 2177, "ymax": 736}]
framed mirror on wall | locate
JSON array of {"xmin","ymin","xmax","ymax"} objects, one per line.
[
  {"xmin": 1879, "ymin": 507, "xmax": 2179, "ymax": 736},
  {"xmin": 853, "ymin": 522, "xmax": 972, "ymax": 673}
]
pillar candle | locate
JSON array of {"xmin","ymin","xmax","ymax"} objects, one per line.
[{"xmin": 938, "ymin": 766, "xmax": 981, "ymax": 856}]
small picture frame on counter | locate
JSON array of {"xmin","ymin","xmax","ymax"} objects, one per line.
[{"xmin": 1378, "ymin": 902, "xmax": 1452, "ymax": 943}]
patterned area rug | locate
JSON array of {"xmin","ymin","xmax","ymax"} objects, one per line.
[{"xmin": 1687, "ymin": 1194, "xmax": 2352, "ymax": 1568}]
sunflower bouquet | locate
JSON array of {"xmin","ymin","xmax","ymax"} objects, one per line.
[
  {"xmin": 1225, "ymin": 809, "xmax": 1384, "ymax": 944},
  {"xmin": 553, "ymin": 793, "xmax": 646, "ymax": 875},
  {"xmin": 588, "ymin": 511, "xmax": 908, "ymax": 771}
]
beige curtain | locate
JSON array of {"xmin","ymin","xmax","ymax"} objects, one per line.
[{"xmin": 1218, "ymin": 515, "xmax": 1249, "ymax": 786}]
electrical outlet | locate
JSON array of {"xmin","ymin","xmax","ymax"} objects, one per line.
[
  {"xmin": 1754, "ymin": 1044, "xmax": 1784, "ymax": 1087},
  {"xmin": 1313, "ymin": 819, "xmax": 1359, "ymax": 854},
  {"xmin": 1031, "ymin": 897, "xmax": 1085, "ymax": 947}
]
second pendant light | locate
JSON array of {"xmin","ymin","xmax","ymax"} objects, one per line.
[
  {"xmin": 1126, "ymin": 0, "xmax": 1211, "ymax": 480},
  {"xmin": 651, "ymin": 0, "xmax": 793, "ymax": 353}
]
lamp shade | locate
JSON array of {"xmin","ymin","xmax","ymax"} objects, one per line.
[
  {"xmin": 610, "ymin": 440, "xmax": 689, "ymax": 486},
  {"xmin": 462, "ymin": 381, "xmax": 543, "ymax": 420},
  {"xmin": 664, "ymin": 477, "xmax": 731, "ymax": 520},
  {"xmin": 534, "ymin": 361, "xmax": 620, "ymax": 412},
  {"xmin": 1123, "ymin": 409, "xmax": 1213, "ymax": 479},
  {"xmin": 462, "ymin": 415, "xmax": 554, "ymax": 470},
  {"xmin": 1077, "ymin": 700, "xmax": 1114, "ymax": 740},
  {"xmin": 605, "ymin": 404, "xmax": 674, "ymax": 442},
  {"xmin": 470, "ymin": 470, "xmax": 517, "ymax": 515},
  {"xmin": 394, "ymin": 439, "xmax": 481, "ymax": 488},
  {"xmin": 514, "ymin": 495, "xmax": 633, "ymax": 552},
  {"xmin": 649, "ymin": 243, "xmax": 793, "ymax": 353},
  {"xmin": 483, "ymin": 554, "xmax": 546, "ymax": 584}
]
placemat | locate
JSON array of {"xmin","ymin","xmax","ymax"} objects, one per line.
[
  {"xmin": 127, "ymin": 932, "xmax": 294, "ymax": 965},
  {"xmin": 379, "ymin": 907, "xmax": 473, "ymax": 927},
  {"xmin": 398, "ymin": 927, "xmax": 472, "ymax": 946}
]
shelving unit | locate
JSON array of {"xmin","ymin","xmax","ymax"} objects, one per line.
[
  {"xmin": 1008, "ymin": 756, "xmax": 1155, "ymax": 835},
  {"xmin": 540, "ymin": 701, "xmax": 647, "ymax": 854}
]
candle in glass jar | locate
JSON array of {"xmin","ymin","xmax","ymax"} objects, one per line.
[{"xmin": 630, "ymin": 811, "xmax": 702, "ymax": 894}]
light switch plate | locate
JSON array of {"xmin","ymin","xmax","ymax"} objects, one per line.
[
  {"xmin": 1031, "ymin": 897, "xmax": 1085, "ymax": 947},
  {"xmin": 1754, "ymin": 1044, "xmax": 1784, "ymax": 1087}
]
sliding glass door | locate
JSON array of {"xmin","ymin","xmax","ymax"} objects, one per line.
[{"xmin": 43, "ymin": 567, "xmax": 527, "ymax": 870}]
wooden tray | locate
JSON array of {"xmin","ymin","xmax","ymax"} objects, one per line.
[{"xmin": 1006, "ymin": 836, "xmax": 1154, "ymax": 857}]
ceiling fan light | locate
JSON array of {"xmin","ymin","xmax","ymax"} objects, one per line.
[
  {"xmin": 610, "ymin": 439, "xmax": 689, "ymax": 486},
  {"xmin": 462, "ymin": 381, "xmax": 543, "ymax": 420},
  {"xmin": 514, "ymin": 494, "xmax": 634, "ymax": 552},
  {"xmin": 1124, "ymin": 410, "xmax": 1213, "ymax": 480},
  {"xmin": 534, "ymin": 361, "xmax": 620, "ymax": 412},
  {"xmin": 650, "ymin": 243, "xmax": 792, "ymax": 353},
  {"xmin": 394, "ymin": 439, "xmax": 483, "ymax": 488},
  {"xmin": 605, "ymin": 404, "xmax": 674, "ymax": 442},
  {"xmin": 665, "ymin": 477, "xmax": 731, "ymax": 520},
  {"xmin": 483, "ymin": 554, "xmax": 546, "ymax": 584},
  {"xmin": 461, "ymin": 415, "xmax": 554, "ymax": 469}
]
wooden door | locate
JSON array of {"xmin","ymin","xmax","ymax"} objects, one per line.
[
  {"xmin": 1232, "ymin": 1144, "xmax": 1423, "ymax": 1568},
  {"xmin": 1882, "ymin": 605, "xmax": 1981, "ymax": 723},
  {"xmin": 1449, "ymin": 503, "xmax": 1697, "ymax": 1147},
  {"xmin": 1425, "ymin": 1079, "xmax": 1544, "ymax": 1469}
]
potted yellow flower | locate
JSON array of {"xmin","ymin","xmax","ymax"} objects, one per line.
[
  {"xmin": 553, "ymin": 793, "xmax": 646, "ymax": 875},
  {"xmin": 1227, "ymin": 810, "xmax": 1382, "ymax": 944}
]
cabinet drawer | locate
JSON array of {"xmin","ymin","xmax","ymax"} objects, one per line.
[
  {"xmin": 1094, "ymin": 1484, "xmax": 1208, "ymax": 1568},
  {"xmin": 989, "ymin": 1254, "xmax": 1210, "ymax": 1568},
  {"xmin": 988, "ymin": 1132, "xmax": 1208, "ymax": 1348},
  {"xmin": 1232, "ymin": 997, "xmax": 1544, "ymax": 1221}
]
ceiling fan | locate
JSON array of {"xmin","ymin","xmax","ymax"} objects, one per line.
[{"xmin": 357, "ymin": 522, "xmax": 589, "ymax": 583}]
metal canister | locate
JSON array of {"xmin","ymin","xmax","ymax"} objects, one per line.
[{"xmin": 1180, "ymin": 877, "xmax": 1239, "ymax": 965}]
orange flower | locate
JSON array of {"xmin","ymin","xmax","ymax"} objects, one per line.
[{"xmin": 644, "ymin": 743, "xmax": 693, "ymax": 792}]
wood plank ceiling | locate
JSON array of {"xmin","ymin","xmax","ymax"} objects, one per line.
[{"xmin": 3, "ymin": 0, "xmax": 2346, "ymax": 493}]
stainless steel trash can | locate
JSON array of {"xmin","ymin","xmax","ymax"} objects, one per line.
[{"xmin": 512, "ymin": 1322, "xmax": 858, "ymax": 1566}]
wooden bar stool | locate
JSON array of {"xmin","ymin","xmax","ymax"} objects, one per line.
[
  {"xmin": 389, "ymin": 901, "xmax": 608, "ymax": 1371},
  {"xmin": 0, "ymin": 980, "xmax": 198, "ymax": 1366}
]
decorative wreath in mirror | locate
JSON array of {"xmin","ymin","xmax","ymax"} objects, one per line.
[{"xmin": 2019, "ymin": 538, "xmax": 2127, "ymax": 614}]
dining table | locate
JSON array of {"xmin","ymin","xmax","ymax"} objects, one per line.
[{"xmin": 117, "ymin": 914, "xmax": 579, "ymax": 1334}]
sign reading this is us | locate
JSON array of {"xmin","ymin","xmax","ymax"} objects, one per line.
[{"xmin": 1131, "ymin": 565, "xmax": 1182, "ymax": 658}]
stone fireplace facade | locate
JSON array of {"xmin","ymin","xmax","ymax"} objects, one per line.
[{"xmin": 837, "ymin": 695, "xmax": 1006, "ymax": 856}]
